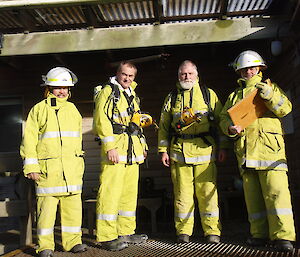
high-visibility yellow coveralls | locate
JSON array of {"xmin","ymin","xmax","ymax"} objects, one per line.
[
  {"xmin": 93, "ymin": 77, "xmax": 147, "ymax": 242},
  {"xmin": 219, "ymin": 73, "xmax": 296, "ymax": 241},
  {"xmin": 20, "ymin": 94, "xmax": 84, "ymax": 253},
  {"xmin": 158, "ymin": 81, "xmax": 228, "ymax": 237}
]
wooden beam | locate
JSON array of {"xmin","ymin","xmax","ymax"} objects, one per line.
[{"xmin": 0, "ymin": 17, "xmax": 289, "ymax": 56}]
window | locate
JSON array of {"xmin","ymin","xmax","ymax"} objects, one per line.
[{"xmin": 0, "ymin": 97, "xmax": 22, "ymax": 152}]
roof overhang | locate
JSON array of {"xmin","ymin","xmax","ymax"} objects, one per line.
[{"xmin": 0, "ymin": 16, "xmax": 288, "ymax": 56}]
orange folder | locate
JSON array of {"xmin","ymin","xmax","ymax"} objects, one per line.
[{"xmin": 227, "ymin": 84, "xmax": 268, "ymax": 130}]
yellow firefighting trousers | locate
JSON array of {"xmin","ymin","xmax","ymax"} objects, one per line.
[
  {"xmin": 36, "ymin": 194, "xmax": 83, "ymax": 252},
  {"xmin": 171, "ymin": 161, "xmax": 221, "ymax": 236},
  {"xmin": 96, "ymin": 163, "xmax": 139, "ymax": 242},
  {"xmin": 242, "ymin": 170, "xmax": 296, "ymax": 241}
]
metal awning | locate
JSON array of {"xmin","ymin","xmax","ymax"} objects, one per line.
[{"xmin": 0, "ymin": 0, "xmax": 284, "ymax": 34}]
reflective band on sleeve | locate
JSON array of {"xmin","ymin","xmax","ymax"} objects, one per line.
[
  {"xmin": 40, "ymin": 131, "xmax": 80, "ymax": 139},
  {"xmin": 37, "ymin": 227, "xmax": 54, "ymax": 235},
  {"xmin": 273, "ymin": 96, "xmax": 284, "ymax": 111},
  {"xmin": 61, "ymin": 226, "xmax": 82, "ymax": 233},
  {"xmin": 24, "ymin": 158, "xmax": 38, "ymax": 165},
  {"xmin": 140, "ymin": 138, "xmax": 146, "ymax": 144},
  {"xmin": 36, "ymin": 184, "xmax": 82, "ymax": 194},
  {"xmin": 102, "ymin": 136, "xmax": 115, "ymax": 143},
  {"xmin": 96, "ymin": 213, "xmax": 117, "ymax": 221},
  {"xmin": 119, "ymin": 210, "xmax": 136, "ymax": 217},
  {"xmin": 176, "ymin": 211, "xmax": 194, "ymax": 219},
  {"xmin": 268, "ymin": 208, "xmax": 293, "ymax": 216},
  {"xmin": 249, "ymin": 211, "xmax": 267, "ymax": 221},
  {"xmin": 159, "ymin": 139, "xmax": 169, "ymax": 147},
  {"xmin": 246, "ymin": 160, "xmax": 287, "ymax": 169},
  {"xmin": 200, "ymin": 211, "xmax": 219, "ymax": 217}
]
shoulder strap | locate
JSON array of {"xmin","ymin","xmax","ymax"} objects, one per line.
[{"xmin": 200, "ymin": 85, "xmax": 211, "ymax": 111}]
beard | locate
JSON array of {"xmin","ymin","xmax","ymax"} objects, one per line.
[{"xmin": 179, "ymin": 80, "xmax": 195, "ymax": 90}]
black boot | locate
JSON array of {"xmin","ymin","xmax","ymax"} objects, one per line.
[
  {"xmin": 273, "ymin": 240, "xmax": 294, "ymax": 252},
  {"xmin": 101, "ymin": 239, "xmax": 128, "ymax": 251}
]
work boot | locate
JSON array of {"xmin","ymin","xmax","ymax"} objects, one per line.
[
  {"xmin": 246, "ymin": 237, "xmax": 268, "ymax": 247},
  {"xmin": 119, "ymin": 234, "xmax": 148, "ymax": 244},
  {"xmin": 38, "ymin": 249, "xmax": 54, "ymax": 257},
  {"xmin": 177, "ymin": 234, "xmax": 189, "ymax": 243},
  {"xmin": 206, "ymin": 235, "xmax": 220, "ymax": 244},
  {"xmin": 70, "ymin": 243, "xmax": 88, "ymax": 253},
  {"xmin": 101, "ymin": 239, "xmax": 128, "ymax": 251},
  {"xmin": 273, "ymin": 240, "xmax": 294, "ymax": 252}
]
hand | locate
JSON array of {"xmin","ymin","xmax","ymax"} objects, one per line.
[
  {"xmin": 161, "ymin": 152, "xmax": 170, "ymax": 167},
  {"xmin": 27, "ymin": 172, "xmax": 40, "ymax": 181},
  {"xmin": 107, "ymin": 149, "xmax": 119, "ymax": 164},
  {"xmin": 255, "ymin": 81, "xmax": 273, "ymax": 100},
  {"xmin": 143, "ymin": 150, "xmax": 148, "ymax": 159},
  {"xmin": 218, "ymin": 149, "xmax": 227, "ymax": 163},
  {"xmin": 228, "ymin": 125, "xmax": 243, "ymax": 135}
]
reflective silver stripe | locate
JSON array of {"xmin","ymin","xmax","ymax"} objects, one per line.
[
  {"xmin": 119, "ymin": 155, "xmax": 144, "ymax": 162},
  {"xmin": 61, "ymin": 226, "xmax": 82, "ymax": 233},
  {"xmin": 171, "ymin": 152, "xmax": 184, "ymax": 162},
  {"xmin": 268, "ymin": 208, "xmax": 293, "ymax": 216},
  {"xmin": 194, "ymin": 110, "xmax": 207, "ymax": 116},
  {"xmin": 246, "ymin": 159, "xmax": 287, "ymax": 169},
  {"xmin": 176, "ymin": 211, "xmax": 194, "ymax": 219},
  {"xmin": 200, "ymin": 211, "xmax": 219, "ymax": 217},
  {"xmin": 174, "ymin": 112, "xmax": 181, "ymax": 119},
  {"xmin": 36, "ymin": 184, "xmax": 82, "ymax": 194},
  {"xmin": 273, "ymin": 96, "xmax": 284, "ymax": 111},
  {"xmin": 40, "ymin": 131, "xmax": 80, "ymax": 139},
  {"xmin": 185, "ymin": 154, "xmax": 214, "ymax": 163},
  {"xmin": 60, "ymin": 131, "xmax": 80, "ymax": 138},
  {"xmin": 24, "ymin": 158, "xmax": 38, "ymax": 165},
  {"xmin": 140, "ymin": 138, "xmax": 146, "ymax": 144},
  {"xmin": 159, "ymin": 139, "xmax": 169, "ymax": 147},
  {"xmin": 119, "ymin": 210, "xmax": 136, "ymax": 217},
  {"xmin": 102, "ymin": 136, "xmax": 115, "ymax": 143},
  {"xmin": 249, "ymin": 211, "xmax": 267, "ymax": 220},
  {"xmin": 96, "ymin": 213, "xmax": 117, "ymax": 221},
  {"xmin": 171, "ymin": 152, "xmax": 214, "ymax": 163},
  {"xmin": 37, "ymin": 227, "xmax": 53, "ymax": 235},
  {"xmin": 113, "ymin": 110, "xmax": 129, "ymax": 119}
]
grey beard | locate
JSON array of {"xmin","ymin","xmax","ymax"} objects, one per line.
[{"xmin": 179, "ymin": 81, "xmax": 194, "ymax": 90}]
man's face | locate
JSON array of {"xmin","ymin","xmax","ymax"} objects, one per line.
[
  {"xmin": 51, "ymin": 86, "xmax": 69, "ymax": 98},
  {"xmin": 116, "ymin": 64, "xmax": 136, "ymax": 89},
  {"xmin": 178, "ymin": 64, "xmax": 198, "ymax": 89},
  {"xmin": 240, "ymin": 66, "xmax": 259, "ymax": 80}
]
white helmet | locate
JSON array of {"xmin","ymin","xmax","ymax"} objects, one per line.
[
  {"xmin": 41, "ymin": 67, "xmax": 78, "ymax": 87},
  {"xmin": 232, "ymin": 50, "xmax": 267, "ymax": 72}
]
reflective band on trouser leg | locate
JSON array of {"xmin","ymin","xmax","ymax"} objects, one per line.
[
  {"xmin": 242, "ymin": 170, "xmax": 269, "ymax": 239},
  {"xmin": 259, "ymin": 170, "xmax": 296, "ymax": 241},
  {"xmin": 118, "ymin": 164, "xmax": 139, "ymax": 236},
  {"xmin": 171, "ymin": 162, "xmax": 195, "ymax": 236},
  {"xmin": 96, "ymin": 163, "xmax": 127, "ymax": 242},
  {"xmin": 36, "ymin": 196, "xmax": 59, "ymax": 253},
  {"xmin": 194, "ymin": 162, "xmax": 221, "ymax": 236},
  {"xmin": 60, "ymin": 194, "xmax": 83, "ymax": 251}
]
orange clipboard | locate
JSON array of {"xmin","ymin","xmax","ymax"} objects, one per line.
[{"xmin": 227, "ymin": 86, "xmax": 268, "ymax": 130}]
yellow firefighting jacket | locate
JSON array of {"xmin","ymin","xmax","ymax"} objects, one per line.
[
  {"xmin": 93, "ymin": 77, "xmax": 147, "ymax": 164},
  {"xmin": 158, "ymin": 80, "xmax": 227, "ymax": 164},
  {"xmin": 219, "ymin": 73, "xmax": 291, "ymax": 171},
  {"xmin": 20, "ymin": 94, "xmax": 84, "ymax": 196}
]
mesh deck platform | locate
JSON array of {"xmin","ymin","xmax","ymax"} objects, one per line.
[{"xmin": 6, "ymin": 238, "xmax": 300, "ymax": 257}]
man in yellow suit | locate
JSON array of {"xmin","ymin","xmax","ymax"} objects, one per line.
[
  {"xmin": 93, "ymin": 61, "xmax": 148, "ymax": 251},
  {"xmin": 158, "ymin": 60, "xmax": 228, "ymax": 244},
  {"xmin": 20, "ymin": 67, "xmax": 87, "ymax": 257},
  {"xmin": 219, "ymin": 50, "xmax": 296, "ymax": 252}
]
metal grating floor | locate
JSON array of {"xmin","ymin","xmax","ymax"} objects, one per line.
[{"xmin": 7, "ymin": 239, "xmax": 300, "ymax": 257}]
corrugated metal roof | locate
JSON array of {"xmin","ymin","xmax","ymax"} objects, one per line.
[{"xmin": 0, "ymin": 0, "xmax": 283, "ymax": 34}]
